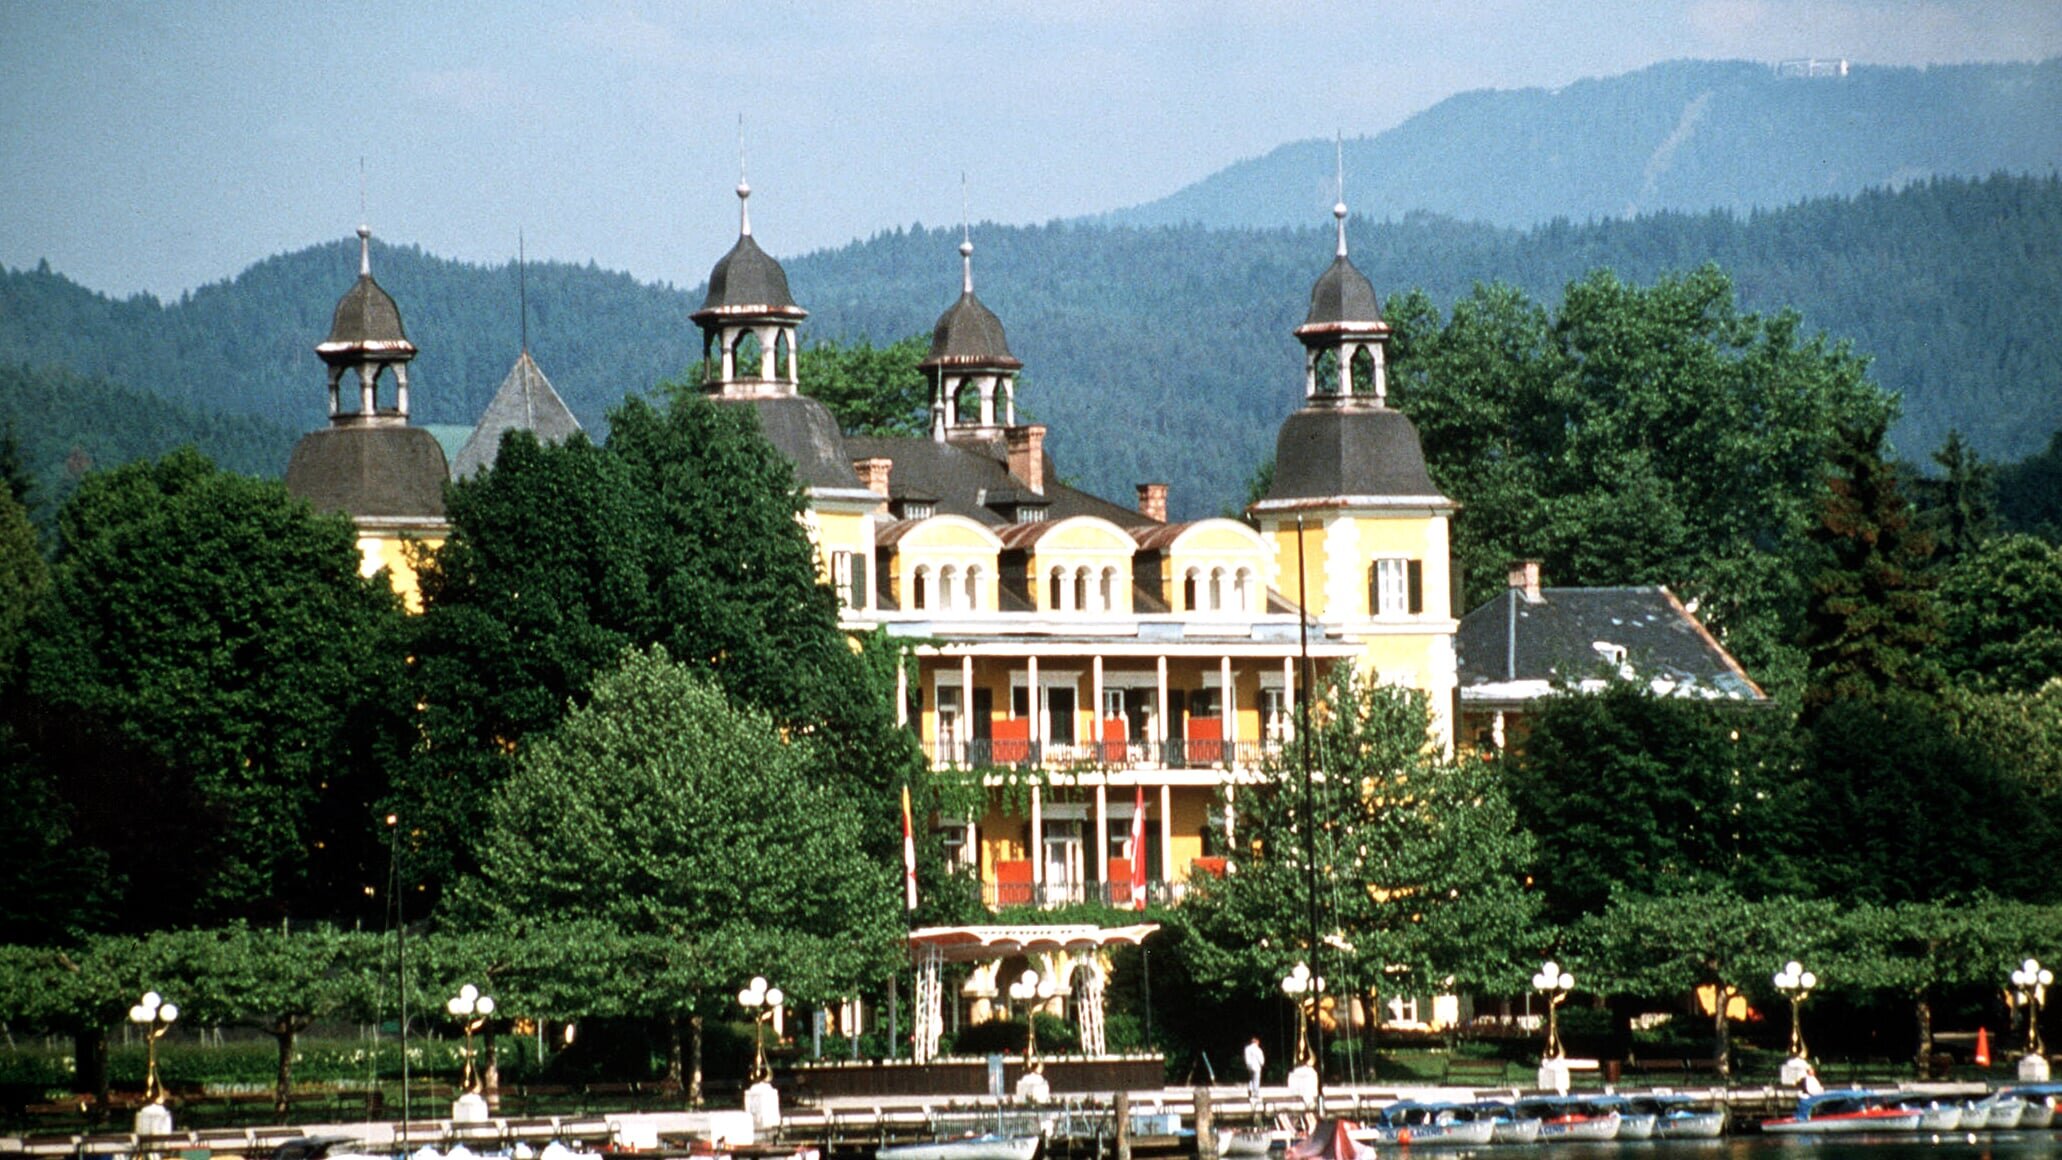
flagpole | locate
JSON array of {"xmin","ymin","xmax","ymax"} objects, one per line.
[{"xmin": 1295, "ymin": 513, "xmax": 1324, "ymax": 1115}]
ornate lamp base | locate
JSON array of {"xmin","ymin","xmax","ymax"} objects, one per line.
[
  {"xmin": 1286, "ymin": 1064, "xmax": 1319, "ymax": 1107},
  {"xmin": 2020, "ymin": 1054, "xmax": 2052, "ymax": 1083},
  {"xmin": 134, "ymin": 1103, "xmax": 174, "ymax": 1137},
  {"xmin": 1537, "ymin": 1058, "xmax": 1572, "ymax": 1095},
  {"xmin": 745, "ymin": 1079, "xmax": 781, "ymax": 1131}
]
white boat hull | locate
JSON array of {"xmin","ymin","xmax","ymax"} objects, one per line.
[
  {"xmin": 1355, "ymin": 1120, "xmax": 1495, "ymax": 1147},
  {"xmin": 1538, "ymin": 1113, "xmax": 1620, "ymax": 1141},
  {"xmin": 878, "ymin": 1137, "xmax": 1040, "ymax": 1160},
  {"xmin": 1763, "ymin": 1112, "xmax": 1924, "ymax": 1134},
  {"xmin": 1488, "ymin": 1119, "xmax": 1542, "ymax": 1145},
  {"xmin": 1218, "ymin": 1130, "xmax": 1274, "ymax": 1157},
  {"xmin": 1655, "ymin": 1111, "xmax": 1727, "ymax": 1139},
  {"xmin": 1615, "ymin": 1113, "xmax": 1658, "ymax": 1140}
]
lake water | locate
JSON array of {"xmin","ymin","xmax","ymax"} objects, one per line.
[{"xmin": 1506, "ymin": 1137, "xmax": 2062, "ymax": 1160}]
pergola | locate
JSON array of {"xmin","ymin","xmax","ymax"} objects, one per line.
[{"xmin": 907, "ymin": 923, "xmax": 1159, "ymax": 1063}]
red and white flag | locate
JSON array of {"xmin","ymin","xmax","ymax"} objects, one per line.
[
  {"xmin": 901, "ymin": 784, "xmax": 919, "ymax": 913},
  {"xmin": 1130, "ymin": 783, "xmax": 1148, "ymax": 911}
]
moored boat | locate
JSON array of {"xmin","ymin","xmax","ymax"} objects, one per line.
[
  {"xmin": 1512, "ymin": 1095, "xmax": 1621, "ymax": 1141},
  {"xmin": 1217, "ymin": 1128, "xmax": 1276, "ymax": 1157},
  {"xmin": 1998, "ymin": 1083, "xmax": 2062, "ymax": 1129},
  {"xmin": 878, "ymin": 1136, "xmax": 1041, "ymax": 1160},
  {"xmin": 1761, "ymin": 1090, "xmax": 1923, "ymax": 1134},
  {"xmin": 1892, "ymin": 1095, "xmax": 1967, "ymax": 1131},
  {"xmin": 1286, "ymin": 1119, "xmax": 1374, "ymax": 1160},
  {"xmin": 1355, "ymin": 1101, "xmax": 1497, "ymax": 1146},
  {"xmin": 1969, "ymin": 1090, "xmax": 2028, "ymax": 1130},
  {"xmin": 1464, "ymin": 1100, "xmax": 1542, "ymax": 1144},
  {"xmin": 1631, "ymin": 1093, "xmax": 1727, "ymax": 1139}
]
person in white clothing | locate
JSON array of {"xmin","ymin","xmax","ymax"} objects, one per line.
[{"xmin": 1244, "ymin": 1037, "xmax": 1265, "ymax": 1101}]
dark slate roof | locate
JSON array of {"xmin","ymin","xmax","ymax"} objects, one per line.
[
  {"xmin": 1301, "ymin": 255, "xmax": 1382, "ymax": 330},
  {"xmin": 451, "ymin": 352, "xmax": 584, "ymax": 479},
  {"xmin": 716, "ymin": 393, "xmax": 865, "ymax": 492},
  {"xmin": 845, "ymin": 434, "xmax": 1152, "ymax": 530},
  {"xmin": 923, "ymin": 292, "xmax": 1021, "ymax": 368},
  {"xmin": 1260, "ymin": 405, "xmax": 1447, "ymax": 503},
  {"xmin": 1455, "ymin": 586, "xmax": 1765, "ymax": 700},
  {"xmin": 284, "ymin": 425, "xmax": 449, "ymax": 520},
  {"xmin": 316, "ymin": 275, "xmax": 415, "ymax": 366},
  {"xmin": 696, "ymin": 234, "xmax": 802, "ymax": 315}
]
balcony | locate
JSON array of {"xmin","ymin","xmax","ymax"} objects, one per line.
[
  {"xmin": 930, "ymin": 737, "xmax": 1282, "ymax": 773},
  {"xmin": 982, "ymin": 876, "xmax": 1179, "ymax": 909}
]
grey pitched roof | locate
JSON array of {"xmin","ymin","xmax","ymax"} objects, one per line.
[
  {"xmin": 923, "ymin": 292, "xmax": 1021, "ymax": 368},
  {"xmin": 717, "ymin": 393, "xmax": 865, "ymax": 492},
  {"xmin": 844, "ymin": 434, "xmax": 1152, "ymax": 529},
  {"xmin": 695, "ymin": 233, "xmax": 802, "ymax": 317},
  {"xmin": 451, "ymin": 352, "xmax": 583, "ymax": 479},
  {"xmin": 284, "ymin": 425, "xmax": 449, "ymax": 520},
  {"xmin": 1455, "ymin": 585, "xmax": 1765, "ymax": 700},
  {"xmin": 1258, "ymin": 405, "xmax": 1448, "ymax": 504},
  {"xmin": 1301, "ymin": 255, "xmax": 1382, "ymax": 330},
  {"xmin": 316, "ymin": 275, "xmax": 416, "ymax": 366}
]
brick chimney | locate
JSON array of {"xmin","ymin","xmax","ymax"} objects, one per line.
[
  {"xmin": 1507, "ymin": 559, "xmax": 1543, "ymax": 603},
  {"xmin": 1136, "ymin": 482, "xmax": 1168, "ymax": 523},
  {"xmin": 853, "ymin": 456, "xmax": 893, "ymax": 496},
  {"xmin": 1005, "ymin": 424, "xmax": 1046, "ymax": 494}
]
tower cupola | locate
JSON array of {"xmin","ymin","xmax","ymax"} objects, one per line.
[
  {"xmin": 922, "ymin": 225, "xmax": 1023, "ymax": 443},
  {"xmin": 691, "ymin": 178, "xmax": 808, "ymax": 399},
  {"xmin": 314, "ymin": 225, "xmax": 419, "ymax": 423},
  {"xmin": 1292, "ymin": 197, "xmax": 1391, "ymax": 405}
]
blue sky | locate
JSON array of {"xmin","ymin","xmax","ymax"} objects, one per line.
[{"xmin": 4, "ymin": 0, "xmax": 2058, "ymax": 299}]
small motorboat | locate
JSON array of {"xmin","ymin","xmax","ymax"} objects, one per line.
[
  {"xmin": 1761, "ymin": 1089, "xmax": 1924, "ymax": 1134},
  {"xmin": 1892, "ymin": 1094, "xmax": 1967, "ymax": 1131},
  {"xmin": 1631, "ymin": 1093, "xmax": 1727, "ymax": 1139},
  {"xmin": 1968, "ymin": 1090, "xmax": 2028, "ymax": 1130},
  {"xmin": 1512, "ymin": 1095, "xmax": 1621, "ymax": 1141},
  {"xmin": 1996, "ymin": 1083, "xmax": 2062, "ymax": 1129},
  {"xmin": 1581, "ymin": 1095, "xmax": 1655, "ymax": 1140},
  {"xmin": 1217, "ymin": 1128, "xmax": 1277, "ymax": 1157},
  {"xmin": 1464, "ymin": 1100, "xmax": 1543, "ymax": 1144},
  {"xmin": 1355, "ymin": 1101, "xmax": 1497, "ymax": 1146},
  {"xmin": 878, "ymin": 1136, "xmax": 1042, "ymax": 1160}
]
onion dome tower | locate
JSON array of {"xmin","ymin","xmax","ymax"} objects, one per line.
[
  {"xmin": 1248, "ymin": 168, "xmax": 1457, "ymax": 753},
  {"xmin": 689, "ymin": 177, "xmax": 867, "ymax": 496},
  {"xmin": 285, "ymin": 224, "xmax": 451, "ymax": 605},
  {"xmin": 922, "ymin": 224, "xmax": 1023, "ymax": 444}
]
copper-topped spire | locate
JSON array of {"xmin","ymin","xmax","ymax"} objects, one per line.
[
  {"xmin": 358, "ymin": 223, "xmax": 373, "ymax": 276},
  {"xmin": 737, "ymin": 114, "xmax": 752, "ymax": 237},
  {"xmin": 960, "ymin": 172, "xmax": 974, "ymax": 294},
  {"xmin": 1334, "ymin": 133, "xmax": 1349, "ymax": 259}
]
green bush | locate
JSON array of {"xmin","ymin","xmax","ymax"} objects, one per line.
[{"xmin": 944, "ymin": 1015, "xmax": 1080, "ymax": 1057}]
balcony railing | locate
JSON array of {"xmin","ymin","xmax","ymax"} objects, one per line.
[
  {"xmin": 931, "ymin": 737, "xmax": 1283, "ymax": 772},
  {"xmin": 983, "ymin": 878, "xmax": 1178, "ymax": 909}
]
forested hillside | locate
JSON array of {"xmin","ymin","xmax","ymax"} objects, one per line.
[
  {"xmin": 2, "ymin": 175, "xmax": 2057, "ymax": 519},
  {"xmin": 1108, "ymin": 58, "xmax": 2062, "ymax": 230}
]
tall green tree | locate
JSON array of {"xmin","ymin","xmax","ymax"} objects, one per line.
[
  {"xmin": 1185, "ymin": 669, "xmax": 1539, "ymax": 1023},
  {"xmin": 1387, "ymin": 266, "xmax": 1893, "ymax": 699},
  {"xmin": 11, "ymin": 449, "xmax": 407, "ymax": 928},
  {"xmin": 1937, "ymin": 534, "xmax": 2062, "ymax": 693},
  {"xmin": 1507, "ymin": 682, "xmax": 1808, "ymax": 923},
  {"xmin": 1799, "ymin": 419, "xmax": 1943, "ymax": 715},
  {"xmin": 451, "ymin": 647, "xmax": 901, "ymax": 1093},
  {"xmin": 1912, "ymin": 429, "xmax": 1998, "ymax": 565},
  {"xmin": 799, "ymin": 335, "xmax": 932, "ymax": 437}
]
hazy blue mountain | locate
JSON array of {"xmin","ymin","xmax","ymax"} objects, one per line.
[
  {"xmin": 2, "ymin": 175, "xmax": 2058, "ymax": 521},
  {"xmin": 1105, "ymin": 59, "xmax": 2062, "ymax": 231}
]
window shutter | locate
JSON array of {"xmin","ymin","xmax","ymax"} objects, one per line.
[
  {"xmin": 1369, "ymin": 564, "xmax": 1381, "ymax": 616},
  {"xmin": 851, "ymin": 552, "xmax": 869, "ymax": 609},
  {"xmin": 1407, "ymin": 560, "xmax": 1424, "ymax": 614}
]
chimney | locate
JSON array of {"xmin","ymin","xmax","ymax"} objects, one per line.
[
  {"xmin": 1507, "ymin": 559, "xmax": 1543, "ymax": 603},
  {"xmin": 853, "ymin": 456, "xmax": 893, "ymax": 496},
  {"xmin": 1005, "ymin": 424, "xmax": 1046, "ymax": 494},
  {"xmin": 1136, "ymin": 482, "xmax": 1169, "ymax": 523}
]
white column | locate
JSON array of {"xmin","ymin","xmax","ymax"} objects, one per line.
[
  {"xmin": 1156, "ymin": 656, "xmax": 1170, "ymax": 761},
  {"xmin": 980, "ymin": 376, "xmax": 996, "ymax": 427},
  {"xmin": 1028, "ymin": 656, "xmax": 1041, "ymax": 744},
  {"xmin": 1094, "ymin": 784, "xmax": 1109, "ymax": 900},
  {"xmin": 1159, "ymin": 783, "xmax": 1174, "ymax": 884},
  {"xmin": 962, "ymin": 654, "xmax": 975, "ymax": 750},
  {"xmin": 1221, "ymin": 655, "xmax": 1236, "ymax": 749},
  {"xmin": 1225, "ymin": 783, "xmax": 1237, "ymax": 846},
  {"xmin": 1030, "ymin": 784, "xmax": 1044, "ymax": 890}
]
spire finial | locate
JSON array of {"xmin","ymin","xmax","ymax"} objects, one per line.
[
  {"xmin": 736, "ymin": 114, "xmax": 752, "ymax": 237},
  {"xmin": 518, "ymin": 230, "xmax": 529, "ymax": 355},
  {"xmin": 1333, "ymin": 132, "xmax": 1348, "ymax": 259},
  {"xmin": 358, "ymin": 156, "xmax": 372, "ymax": 276},
  {"xmin": 960, "ymin": 172, "xmax": 974, "ymax": 295}
]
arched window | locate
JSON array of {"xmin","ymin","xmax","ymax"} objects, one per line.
[
  {"xmin": 1049, "ymin": 566, "xmax": 1065, "ymax": 611},
  {"xmin": 1074, "ymin": 568, "xmax": 1089, "ymax": 612},
  {"xmin": 1312, "ymin": 348, "xmax": 1341, "ymax": 396},
  {"xmin": 774, "ymin": 329, "xmax": 795, "ymax": 381},
  {"xmin": 1235, "ymin": 568, "xmax": 1254, "ymax": 613},
  {"xmin": 1100, "ymin": 567, "xmax": 1117, "ymax": 612},
  {"xmin": 912, "ymin": 565, "xmax": 929, "ymax": 611},
  {"xmin": 734, "ymin": 330, "xmax": 764, "ymax": 379},
  {"xmin": 965, "ymin": 565, "xmax": 981, "ymax": 611},
  {"xmin": 1350, "ymin": 345, "xmax": 1378, "ymax": 397},
  {"xmin": 954, "ymin": 381, "xmax": 982, "ymax": 426},
  {"xmin": 939, "ymin": 565, "xmax": 959, "ymax": 611},
  {"xmin": 1209, "ymin": 567, "xmax": 1225, "ymax": 612},
  {"xmin": 1183, "ymin": 568, "xmax": 1199, "ymax": 612}
]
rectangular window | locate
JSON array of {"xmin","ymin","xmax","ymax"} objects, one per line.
[
  {"xmin": 830, "ymin": 551, "xmax": 867, "ymax": 611},
  {"xmin": 1372, "ymin": 557, "xmax": 1420, "ymax": 616}
]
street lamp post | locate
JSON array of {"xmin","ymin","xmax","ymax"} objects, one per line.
[
  {"xmin": 1531, "ymin": 962, "xmax": 1575, "ymax": 1093},
  {"xmin": 2012, "ymin": 958, "xmax": 2053, "ymax": 1082},
  {"xmin": 738, "ymin": 977, "xmax": 785, "ymax": 1128},
  {"xmin": 1773, "ymin": 960, "xmax": 1817, "ymax": 1089},
  {"xmin": 446, "ymin": 984, "xmax": 495, "ymax": 1122},
  {"xmin": 128, "ymin": 992, "xmax": 179, "ymax": 1107},
  {"xmin": 1008, "ymin": 969, "xmax": 1059, "ymax": 1102},
  {"xmin": 1280, "ymin": 963, "xmax": 1323, "ymax": 1106}
]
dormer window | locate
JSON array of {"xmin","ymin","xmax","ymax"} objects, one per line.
[{"xmin": 897, "ymin": 500, "xmax": 935, "ymax": 520}]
